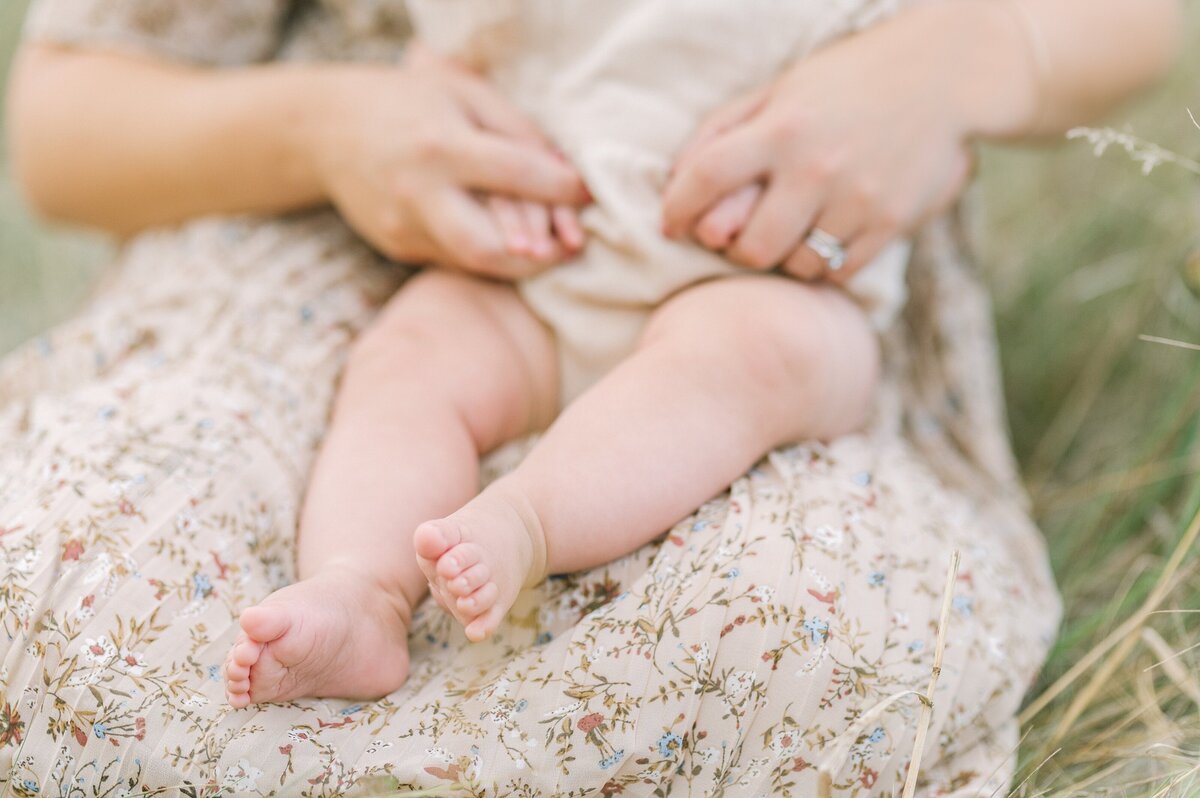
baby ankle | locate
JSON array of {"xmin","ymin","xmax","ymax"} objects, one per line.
[{"xmin": 488, "ymin": 479, "xmax": 550, "ymax": 588}]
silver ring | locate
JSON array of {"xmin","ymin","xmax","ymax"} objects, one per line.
[{"xmin": 804, "ymin": 228, "xmax": 847, "ymax": 272}]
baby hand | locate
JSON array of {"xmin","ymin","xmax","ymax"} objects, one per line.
[
  {"xmin": 488, "ymin": 197, "xmax": 586, "ymax": 264},
  {"xmin": 690, "ymin": 184, "xmax": 762, "ymax": 252}
]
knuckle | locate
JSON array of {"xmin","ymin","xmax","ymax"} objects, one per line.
[
  {"xmin": 804, "ymin": 153, "xmax": 840, "ymax": 184},
  {"xmin": 377, "ymin": 207, "xmax": 408, "ymax": 243},
  {"xmin": 690, "ymin": 161, "xmax": 724, "ymax": 193},
  {"xmin": 849, "ymin": 179, "xmax": 880, "ymax": 210},
  {"xmin": 412, "ymin": 128, "xmax": 451, "ymax": 161},
  {"xmin": 771, "ymin": 111, "xmax": 809, "ymax": 145},
  {"xmin": 490, "ymin": 155, "xmax": 523, "ymax": 186}
]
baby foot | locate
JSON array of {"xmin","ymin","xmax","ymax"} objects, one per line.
[
  {"xmin": 223, "ymin": 567, "xmax": 411, "ymax": 707},
  {"xmin": 413, "ymin": 482, "xmax": 547, "ymax": 642}
]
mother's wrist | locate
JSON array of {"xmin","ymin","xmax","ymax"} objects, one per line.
[
  {"xmin": 285, "ymin": 65, "xmax": 361, "ymax": 201},
  {"xmin": 919, "ymin": 0, "xmax": 1044, "ymax": 141}
]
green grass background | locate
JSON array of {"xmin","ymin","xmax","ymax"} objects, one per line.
[
  {"xmin": 3, "ymin": 1, "xmax": 1199, "ymax": 792},
  {"xmin": 1, "ymin": 1, "xmax": 111, "ymax": 352}
]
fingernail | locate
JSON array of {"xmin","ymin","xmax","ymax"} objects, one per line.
[{"xmin": 581, "ymin": 185, "xmax": 594, "ymax": 204}]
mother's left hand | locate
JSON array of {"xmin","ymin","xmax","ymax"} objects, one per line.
[{"xmin": 660, "ymin": 4, "xmax": 989, "ymax": 282}]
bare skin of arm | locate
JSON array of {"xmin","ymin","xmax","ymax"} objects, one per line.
[
  {"xmin": 956, "ymin": 0, "xmax": 1183, "ymax": 138},
  {"xmin": 6, "ymin": 45, "xmax": 589, "ymax": 275}
]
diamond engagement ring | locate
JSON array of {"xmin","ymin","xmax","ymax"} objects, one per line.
[{"xmin": 804, "ymin": 228, "xmax": 847, "ymax": 272}]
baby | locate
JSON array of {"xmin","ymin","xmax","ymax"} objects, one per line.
[{"xmin": 224, "ymin": 0, "xmax": 907, "ymax": 706}]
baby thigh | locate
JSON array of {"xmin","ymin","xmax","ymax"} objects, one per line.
[
  {"xmin": 342, "ymin": 268, "xmax": 559, "ymax": 457},
  {"xmin": 640, "ymin": 274, "xmax": 880, "ymax": 446}
]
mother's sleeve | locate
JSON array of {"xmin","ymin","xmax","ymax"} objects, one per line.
[{"xmin": 21, "ymin": 0, "xmax": 294, "ymax": 66}]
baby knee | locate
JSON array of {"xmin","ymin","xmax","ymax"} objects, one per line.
[
  {"xmin": 347, "ymin": 270, "xmax": 501, "ymax": 376},
  {"xmin": 644, "ymin": 277, "xmax": 881, "ymax": 433},
  {"xmin": 347, "ymin": 302, "xmax": 441, "ymax": 379},
  {"xmin": 649, "ymin": 279, "xmax": 868, "ymax": 380}
]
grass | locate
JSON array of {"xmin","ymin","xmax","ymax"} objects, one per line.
[
  {"xmin": 978, "ymin": 9, "xmax": 1200, "ymax": 787},
  {"xmin": 2, "ymin": 0, "xmax": 1199, "ymax": 794},
  {"xmin": 0, "ymin": 0, "xmax": 111, "ymax": 356}
]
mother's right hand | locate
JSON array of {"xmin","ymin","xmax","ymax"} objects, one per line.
[{"xmin": 308, "ymin": 56, "xmax": 589, "ymax": 278}]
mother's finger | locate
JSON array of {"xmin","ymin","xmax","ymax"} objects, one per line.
[
  {"xmin": 671, "ymin": 86, "xmax": 770, "ymax": 179},
  {"xmin": 423, "ymin": 188, "xmax": 544, "ymax": 279},
  {"xmin": 693, "ymin": 184, "xmax": 761, "ymax": 250},
  {"xmin": 831, "ymin": 226, "xmax": 900, "ymax": 286},
  {"xmin": 781, "ymin": 202, "xmax": 866, "ymax": 282},
  {"xmin": 455, "ymin": 133, "xmax": 590, "ymax": 205},
  {"xmin": 661, "ymin": 125, "xmax": 768, "ymax": 237},
  {"xmin": 917, "ymin": 146, "xmax": 974, "ymax": 227},
  {"xmin": 726, "ymin": 177, "xmax": 823, "ymax": 270},
  {"xmin": 445, "ymin": 67, "xmax": 556, "ymax": 147}
]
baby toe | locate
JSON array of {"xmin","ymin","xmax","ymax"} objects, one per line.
[
  {"xmin": 225, "ymin": 660, "xmax": 250, "ymax": 682},
  {"xmin": 414, "ymin": 519, "xmax": 464, "ymax": 561},
  {"xmin": 231, "ymin": 640, "xmax": 263, "ymax": 668},
  {"xmin": 239, "ymin": 604, "xmax": 291, "ymax": 644},
  {"xmin": 457, "ymin": 581, "xmax": 499, "ymax": 618},
  {"xmin": 437, "ymin": 542, "xmax": 483, "ymax": 581},
  {"xmin": 448, "ymin": 563, "xmax": 491, "ymax": 597},
  {"xmin": 464, "ymin": 605, "xmax": 505, "ymax": 643}
]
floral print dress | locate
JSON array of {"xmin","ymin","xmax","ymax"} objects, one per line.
[{"xmin": 0, "ymin": 1, "xmax": 1060, "ymax": 796}]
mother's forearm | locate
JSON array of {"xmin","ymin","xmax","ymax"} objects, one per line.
[
  {"xmin": 7, "ymin": 45, "xmax": 339, "ymax": 236},
  {"xmin": 925, "ymin": 0, "xmax": 1181, "ymax": 140}
]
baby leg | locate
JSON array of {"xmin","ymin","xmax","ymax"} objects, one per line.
[
  {"xmin": 224, "ymin": 270, "xmax": 557, "ymax": 705},
  {"xmin": 418, "ymin": 274, "xmax": 879, "ymax": 641}
]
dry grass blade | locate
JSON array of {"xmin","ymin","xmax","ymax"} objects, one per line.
[
  {"xmin": 901, "ymin": 550, "xmax": 960, "ymax": 798},
  {"xmin": 1152, "ymin": 758, "xmax": 1200, "ymax": 798},
  {"xmin": 1138, "ymin": 334, "xmax": 1200, "ymax": 352},
  {"xmin": 1020, "ymin": 507, "xmax": 1200, "ymax": 728},
  {"xmin": 1039, "ymin": 507, "xmax": 1200, "ymax": 746},
  {"xmin": 1005, "ymin": 748, "xmax": 1061, "ymax": 798},
  {"xmin": 1067, "ymin": 126, "xmax": 1200, "ymax": 175},
  {"xmin": 1141, "ymin": 627, "xmax": 1200, "ymax": 711}
]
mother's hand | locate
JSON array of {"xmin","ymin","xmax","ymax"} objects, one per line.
[
  {"xmin": 308, "ymin": 52, "xmax": 589, "ymax": 278},
  {"xmin": 661, "ymin": 5, "xmax": 995, "ymax": 282}
]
